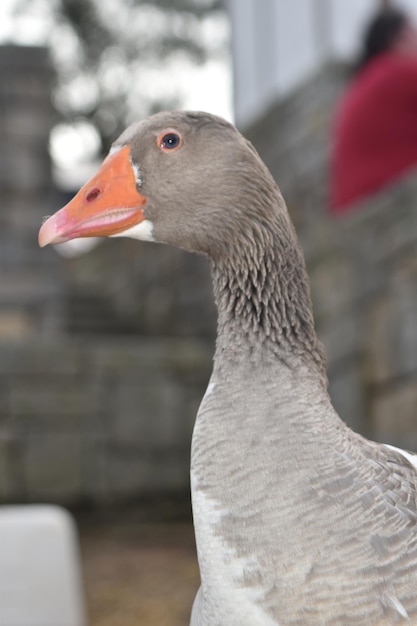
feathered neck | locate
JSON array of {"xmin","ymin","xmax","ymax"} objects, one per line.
[{"xmin": 209, "ymin": 200, "xmax": 327, "ymax": 384}]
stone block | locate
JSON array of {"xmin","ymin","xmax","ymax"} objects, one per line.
[
  {"xmin": 0, "ymin": 273, "xmax": 59, "ymax": 305},
  {"xmin": 162, "ymin": 339, "xmax": 213, "ymax": 386},
  {"xmin": 93, "ymin": 340, "xmax": 158, "ymax": 378},
  {"xmin": 3, "ymin": 107, "xmax": 52, "ymax": 143},
  {"xmin": 309, "ymin": 253, "xmax": 355, "ymax": 322},
  {"xmin": 368, "ymin": 189, "xmax": 417, "ymax": 265},
  {"xmin": 389, "ymin": 257, "xmax": 417, "ymax": 378},
  {"xmin": 365, "ymin": 295, "xmax": 393, "ymax": 385},
  {"xmin": 113, "ymin": 378, "xmax": 188, "ymax": 447},
  {"xmin": 0, "ymin": 44, "xmax": 51, "ymax": 73},
  {"xmin": 9, "ymin": 377, "xmax": 99, "ymax": 432},
  {"xmin": 371, "ymin": 381, "xmax": 417, "ymax": 449},
  {"xmin": 23, "ymin": 434, "xmax": 84, "ymax": 501},
  {"xmin": 0, "ymin": 311, "xmax": 34, "ymax": 340},
  {"xmin": 0, "ymin": 381, "xmax": 8, "ymax": 419},
  {"xmin": 94, "ymin": 338, "xmax": 212, "ymax": 384},
  {"xmin": 340, "ymin": 173, "xmax": 417, "ymax": 268},
  {"xmin": 318, "ymin": 312, "xmax": 362, "ymax": 366},
  {"xmin": 0, "ymin": 435, "xmax": 20, "ymax": 500},
  {"xmin": 6, "ymin": 195, "xmax": 57, "ymax": 233},
  {"xmin": 106, "ymin": 446, "xmax": 190, "ymax": 499},
  {"xmin": 0, "ymin": 148, "xmax": 51, "ymax": 190},
  {"xmin": 328, "ymin": 360, "xmax": 367, "ymax": 434},
  {"xmin": 81, "ymin": 435, "xmax": 110, "ymax": 504},
  {"xmin": 365, "ymin": 259, "xmax": 417, "ymax": 385},
  {"xmin": 0, "ymin": 341, "xmax": 84, "ymax": 377}
]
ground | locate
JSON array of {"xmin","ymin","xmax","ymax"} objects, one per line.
[{"xmin": 79, "ymin": 512, "xmax": 200, "ymax": 626}]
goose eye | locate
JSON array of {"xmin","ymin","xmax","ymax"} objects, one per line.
[{"xmin": 159, "ymin": 132, "xmax": 182, "ymax": 151}]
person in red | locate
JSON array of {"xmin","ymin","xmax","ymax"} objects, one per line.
[{"xmin": 330, "ymin": 8, "xmax": 417, "ymax": 214}]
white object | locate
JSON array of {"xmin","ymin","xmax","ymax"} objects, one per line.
[{"xmin": 0, "ymin": 505, "xmax": 86, "ymax": 626}]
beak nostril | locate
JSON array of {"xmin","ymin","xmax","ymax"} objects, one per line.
[{"xmin": 86, "ymin": 187, "xmax": 101, "ymax": 203}]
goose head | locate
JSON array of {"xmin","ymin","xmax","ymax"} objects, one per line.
[
  {"xmin": 39, "ymin": 111, "xmax": 282, "ymax": 259},
  {"xmin": 39, "ymin": 111, "xmax": 326, "ymax": 382}
]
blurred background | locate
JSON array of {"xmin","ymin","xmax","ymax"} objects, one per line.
[{"xmin": 1, "ymin": 0, "xmax": 417, "ymax": 624}]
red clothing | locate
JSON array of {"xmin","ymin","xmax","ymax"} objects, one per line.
[{"xmin": 330, "ymin": 53, "xmax": 417, "ymax": 213}]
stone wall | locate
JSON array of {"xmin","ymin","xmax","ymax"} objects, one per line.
[
  {"xmin": 337, "ymin": 181, "xmax": 417, "ymax": 449},
  {"xmin": 0, "ymin": 45, "xmax": 65, "ymax": 339},
  {"xmin": 0, "ymin": 45, "xmax": 215, "ymax": 508},
  {"xmin": 0, "ymin": 337, "xmax": 211, "ymax": 504},
  {"xmin": 244, "ymin": 63, "xmax": 417, "ymax": 450},
  {"xmin": 62, "ymin": 238, "xmax": 215, "ymax": 338}
]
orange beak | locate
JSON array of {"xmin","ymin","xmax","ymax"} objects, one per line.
[{"xmin": 38, "ymin": 145, "xmax": 147, "ymax": 247}]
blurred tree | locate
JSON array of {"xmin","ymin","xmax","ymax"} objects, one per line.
[{"xmin": 14, "ymin": 0, "xmax": 227, "ymax": 153}]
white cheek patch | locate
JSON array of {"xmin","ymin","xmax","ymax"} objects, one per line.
[
  {"xmin": 109, "ymin": 144, "xmax": 143, "ymax": 187},
  {"xmin": 130, "ymin": 159, "xmax": 143, "ymax": 187},
  {"xmin": 107, "ymin": 144, "xmax": 150, "ymax": 241},
  {"xmin": 110, "ymin": 219, "xmax": 155, "ymax": 242}
]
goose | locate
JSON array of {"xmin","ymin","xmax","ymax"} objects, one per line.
[{"xmin": 39, "ymin": 111, "xmax": 417, "ymax": 625}]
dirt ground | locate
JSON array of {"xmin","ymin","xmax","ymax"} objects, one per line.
[{"xmin": 79, "ymin": 514, "xmax": 200, "ymax": 626}]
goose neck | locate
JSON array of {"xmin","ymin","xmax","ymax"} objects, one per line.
[{"xmin": 209, "ymin": 221, "xmax": 327, "ymax": 382}]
